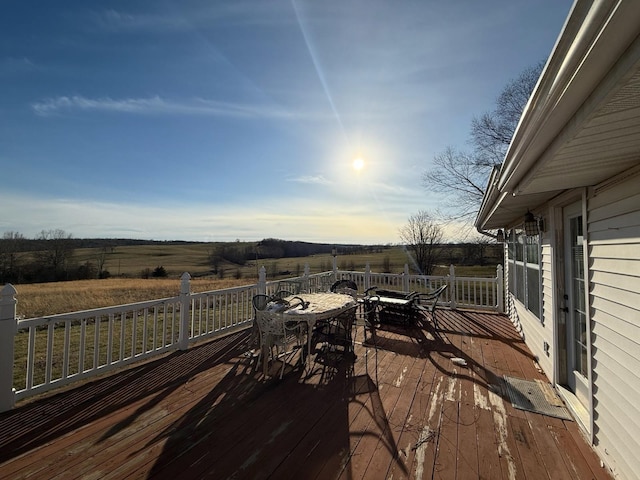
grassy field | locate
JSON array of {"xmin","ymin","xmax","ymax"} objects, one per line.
[
  {"xmin": 73, "ymin": 243, "xmax": 217, "ymax": 278},
  {"xmin": 73, "ymin": 243, "xmax": 499, "ymax": 279},
  {"xmin": 13, "ymin": 277, "xmax": 250, "ymax": 319},
  {"xmin": 12, "ymin": 243, "xmax": 501, "ymax": 318}
]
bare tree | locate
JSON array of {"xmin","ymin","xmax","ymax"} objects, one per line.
[
  {"xmin": 35, "ymin": 229, "xmax": 75, "ymax": 280},
  {"xmin": 0, "ymin": 231, "xmax": 26, "ymax": 282},
  {"xmin": 470, "ymin": 61, "xmax": 544, "ymax": 166},
  {"xmin": 399, "ymin": 211, "xmax": 443, "ymax": 275},
  {"xmin": 96, "ymin": 245, "xmax": 111, "ymax": 277},
  {"xmin": 423, "ymin": 62, "xmax": 544, "ymax": 220},
  {"xmin": 424, "ymin": 147, "xmax": 487, "ymax": 220}
]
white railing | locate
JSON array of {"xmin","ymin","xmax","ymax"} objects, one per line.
[
  {"xmin": 0, "ymin": 264, "xmax": 503, "ymax": 411},
  {"xmin": 336, "ymin": 264, "xmax": 503, "ymax": 312}
]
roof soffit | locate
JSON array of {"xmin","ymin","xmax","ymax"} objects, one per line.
[
  {"xmin": 476, "ymin": 0, "xmax": 640, "ymax": 230},
  {"xmin": 497, "ymin": 0, "xmax": 640, "ymax": 195}
]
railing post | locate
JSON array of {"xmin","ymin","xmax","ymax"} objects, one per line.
[
  {"xmin": 303, "ymin": 264, "xmax": 310, "ymax": 293},
  {"xmin": 364, "ymin": 263, "xmax": 371, "ymax": 291},
  {"xmin": 0, "ymin": 284, "xmax": 18, "ymax": 412},
  {"xmin": 496, "ymin": 264, "xmax": 504, "ymax": 313},
  {"xmin": 449, "ymin": 264, "xmax": 457, "ymax": 310},
  {"xmin": 403, "ymin": 264, "xmax": 410, "ymax": 292},
  {"xmin": 258, "ymin": 266, "xmax": 267, "ymax": 294},
  {"xmin": 178, "ymin": 272, "xmax": 191, "ymax": 350}
]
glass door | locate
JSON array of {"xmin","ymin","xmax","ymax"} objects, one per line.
[{"xmin": 563, "ymin": 202, "xmax": 589, "ymax": 408}]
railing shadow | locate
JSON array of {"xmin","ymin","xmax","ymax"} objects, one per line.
[
  {"xmin": 0, "ymin": 328, "xmax": 255, "ymax": 464},
  {"xmin": 142, "ymin": 332, "xmax": 406, "ymax": 478},
  {"xmin": 0, "ymin": 308, "xmax": 533, "ymax": 477}
]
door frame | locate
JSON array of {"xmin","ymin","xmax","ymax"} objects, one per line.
[
  {"xmin": 563, "ymin": 201, "xmax": 590, "ymax": 406},
  {"xmin": 553, "ymin": 191, "xmax": 594, "ymax": 439}
]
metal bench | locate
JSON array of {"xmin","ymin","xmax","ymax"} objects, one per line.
[
  {"xmin": 370, "ymin": 286, "xmax": 447, "ymax": 328},
  {"xmin": 369, "ymin": 289, "xmax": 419, "ymax": 324}
]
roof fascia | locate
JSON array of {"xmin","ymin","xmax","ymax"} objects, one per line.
[{"xmin": 497, "ymin": 0, "xmax": 631, "ymax": 194}]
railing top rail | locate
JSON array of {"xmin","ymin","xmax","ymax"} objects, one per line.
[
  {"xmin": 450, "ymin": 276, "xmax": 498, "ymax": 282},
  {"xmin": 17, "ymin": 295, "xmax": 182, "ymax": 328},
  {"xmin": 190, "ymin": 283, "xmax": 259, "ymax": 298}
]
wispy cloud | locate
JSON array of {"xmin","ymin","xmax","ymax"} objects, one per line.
[
  {"xmin": 95, "ymin": 4, "xmax": 291, "ymax": 33},
  {"xmin": 31, "ymin": 95, "xmax": 313, "ymax": 119},
  {"xmin": 96, "ymin": 9, "xmax": 190, "ymax": 32},
  {"xmin": 0, "ymin": 56, "xmax": 36, "ymax": 76},
  {"xmin": 287, "ymin": 175, "xmax": 331, "ymax": 185}
]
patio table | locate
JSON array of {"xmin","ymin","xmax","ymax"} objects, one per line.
[{"xmin": 256, "ymin": 292, "xmax": 357, "ymax": 374}]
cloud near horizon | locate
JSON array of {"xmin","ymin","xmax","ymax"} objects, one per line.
[{"xmin": 0, "ymin": 192, "xmax": 407, "ymax": 244}]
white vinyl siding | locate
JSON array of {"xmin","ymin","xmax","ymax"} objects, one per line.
[{"xmin": 587, "ymin": 171, "xmax": 640, "ymax": 480}]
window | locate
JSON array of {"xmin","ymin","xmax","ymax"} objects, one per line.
[{"xmin": 507, "ymin": 229, "xmax": 541, "ymax": 318}]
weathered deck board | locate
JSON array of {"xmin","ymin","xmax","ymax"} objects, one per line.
[{"xmin": 0, "ymin": 310, "xmax": 612, "ymax": 480}]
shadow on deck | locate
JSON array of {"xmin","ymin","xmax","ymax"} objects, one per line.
[{"xmin": 0, "ymin": 310, "xmax": 610, "ymax": 479}]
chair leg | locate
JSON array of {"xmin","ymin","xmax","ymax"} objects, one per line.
[
  {"xmin": 279, "ymin": 348, "xmax": 285, "ymax": 379},
  {"xmin": 261, "ymin": 344, "xmax": 269, "ymax": 377}
]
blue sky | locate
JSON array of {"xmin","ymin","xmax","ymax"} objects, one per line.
[{"xmin": 1, "ymin": 0, "xmax": 572, "ymax": 244}]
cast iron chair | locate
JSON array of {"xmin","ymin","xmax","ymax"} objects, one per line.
[
  {"xmin": 415, "ymin": 284, "xmax": 448, "ymax": 330},
  {"xmin": 277, "ymin": 279, "xmax": 304, "ymax": 295},
  {"xmin": 248, "ymin": 294, "xmax": 271, "ymax": 353},
  {"xmin": 330, "ymin": 279, "xmax": 358, "ymax": 299},
  {"xmin": 322, "ymin": 304, "xmax": 359, "ymax": 357},
  {"xmin": 356, "ymin": 291, "xmax": 380, "ymax": 347},
  {"xmin": 253, "ymin": 296, "xmax": 306, "ymax": 378}
]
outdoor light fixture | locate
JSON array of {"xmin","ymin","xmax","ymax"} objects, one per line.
[
  {"xmin": 524, "ymin": 211, "xmax": 540, "ymax": 236},
  {"xmin": 332, "ymin": 247, "xmax": 337, "ymax": 257},
  {"xmin": 496, "ymin": 229, "xmax": 505, "ymax": 243}
]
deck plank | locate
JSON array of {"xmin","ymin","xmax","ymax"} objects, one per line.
[
  {"xmin": 453, "ymin": 332, "xmax": 480, "ymax": 480},
  {"xmin": 0, "ymin": 310, "xmax": 613, "ymax": 480},
  {"xmin": 336, "ymin": 345, "xmax": 406, "ymax": 478},
  {"xmin": 361, "ymin": 350, "xmax": 421, "ymax": 478}
]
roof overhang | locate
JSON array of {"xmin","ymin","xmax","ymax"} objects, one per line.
[{"xmin": 476, "ymin": 0, "xmax": 640, "ymax": 231}]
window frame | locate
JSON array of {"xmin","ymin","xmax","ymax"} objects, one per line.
[{"xmin": 507, "ymin": 227, "xmax": 542, "ymax": 319}]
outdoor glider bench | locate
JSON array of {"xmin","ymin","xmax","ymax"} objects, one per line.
[{"xmin": 369, "ymin": 285, "xmax": 447, "ymax": 329}]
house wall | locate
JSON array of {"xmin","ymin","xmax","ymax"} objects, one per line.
[
  {"xmin": 503, "ymin": 166, "xmax": 640, "ymax": 480},
  {"xmin": 586, "ymin": 170, "xmax": 640, "ymax": 480}
]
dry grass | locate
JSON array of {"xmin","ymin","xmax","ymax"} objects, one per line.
[{"xmin": 14, "ymin": 277, "xmax": 250, "ymax": 319}]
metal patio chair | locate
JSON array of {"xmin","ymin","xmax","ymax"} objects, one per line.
[{"xmin": 415, "ymin": 284, "xmax": 448, "ymax": 330}]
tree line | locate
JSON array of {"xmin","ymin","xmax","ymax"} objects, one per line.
[
  {"xmin": 0, "ymin": 232, "xmax": 388, "ymax": 284},
  {"xmin": 1, "ymin": 228, "xmax": 500, "ymax": 285},
  {"xmin": 0, "ymin": 230, "xmax": 92, "ymax": 284}
]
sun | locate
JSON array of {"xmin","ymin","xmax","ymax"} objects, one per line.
[{"xmin": 352, "ymin": 157, "xmax": 365, "ymax": 171}]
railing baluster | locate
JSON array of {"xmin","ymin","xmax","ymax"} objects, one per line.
[
  {"xmin": 63, "ymin": 320, "xmax": 71, "ymax": 379},
  {"xmin": 130, "ymin": 311, "xmax": 136, "ymax": 358},
  {"xmin": 119, "ymin": 312, "xmax": 125, "ymax": 362},
  {"xmin": 45, "ymin": 322, "xmax": 55, "ymax": 386},
  {"xmin": 107, "ymin": 314, "xmax": 113, "ymax": 365},
  {"xmin": 26, "ymin": 327, "xmax": 35, "ymax": 389},
  {"xmin": 142, "ymin": 308, "xmax": 148, "ymax": 354},
  {"xmin": 151, "ymin": 307, "xmax": 157, "ymax": 351},
  {"xmin": 79, "ymin": 319, "xmax": 86, "ymax": 374},
  {"xmin": 163, "ymin": 304, "xmax": 168, "ymax": 345},
  {"xmin": 93, "ymin": 316, "xmax": 100, "ymax": 369},
  {"xmin": 224, "ymin": 294, "xmax": 228, "ymax": 329}
]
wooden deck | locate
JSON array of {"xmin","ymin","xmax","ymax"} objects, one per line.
[{"xmin": 0, "ymin": 309, "xmax": 611, "ymax": 479}]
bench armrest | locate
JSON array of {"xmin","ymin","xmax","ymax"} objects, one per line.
[{"xmin": 374, "ymin": 289, "xmax": 417, "ymax": 300}]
